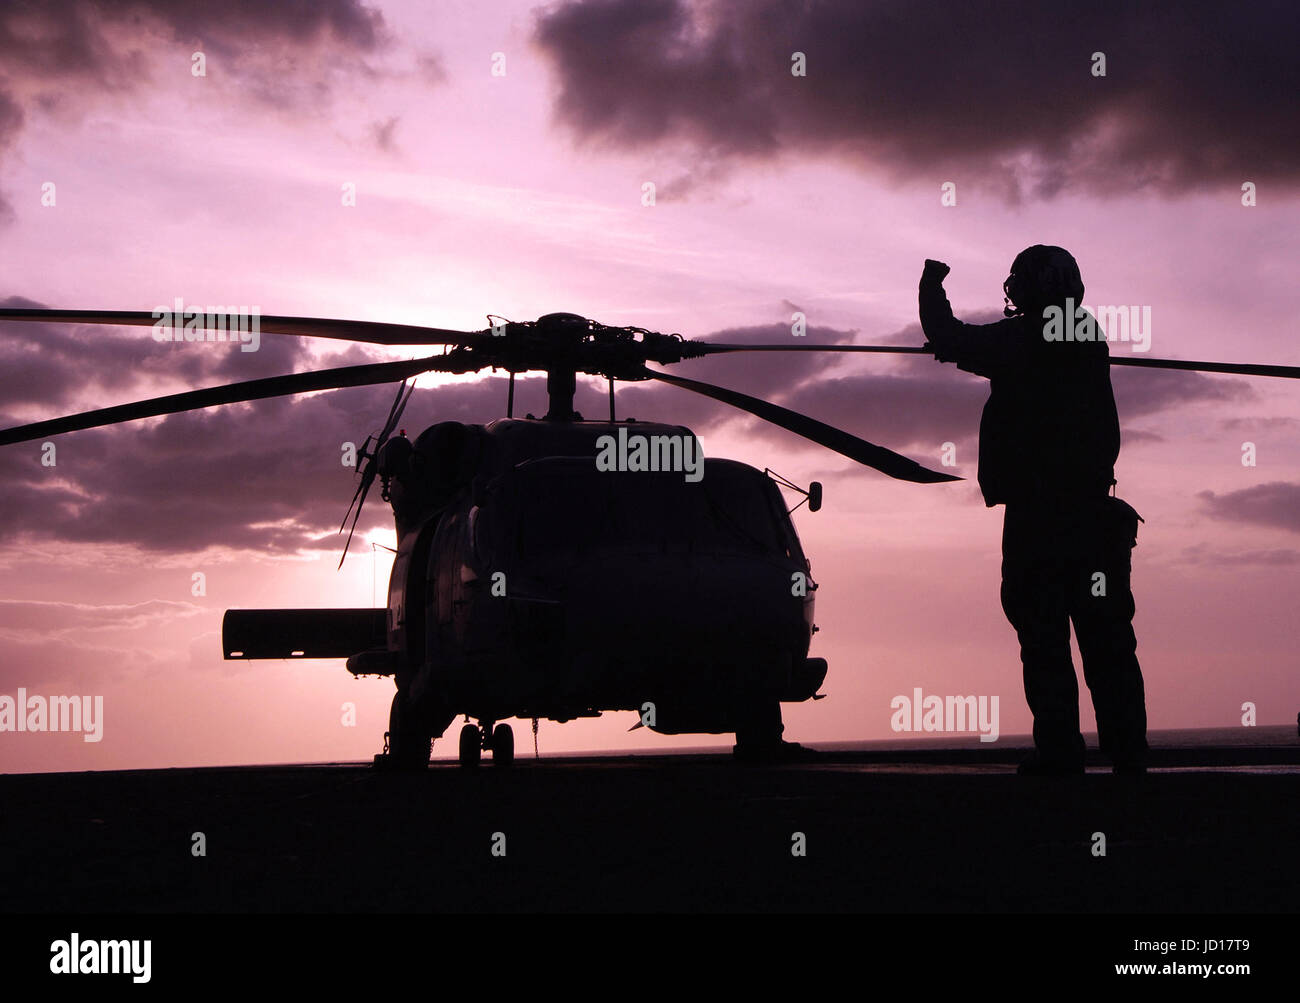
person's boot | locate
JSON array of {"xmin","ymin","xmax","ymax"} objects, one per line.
[
  {"xmin": 1111, "ymin": 751, "xmax": 1148, "ymax": 776},
  {"xmin": 733, "ymin": 740, "xmax": 821, "ymax": 764},
  {"xmin": 732, "ymin": 698, "xmax": 816, "ymax": 763}
]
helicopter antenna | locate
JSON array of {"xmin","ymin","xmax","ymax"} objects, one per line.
[{"xmin": 369, "ymin": 541, "xmax": 397, "ymax": 605}]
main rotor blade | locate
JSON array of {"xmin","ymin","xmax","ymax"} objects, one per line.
[
  {"xmin": 642, "ymin": 368, "xmax": 960, "ymax": 484},
  {"xmin": 696, "ymin": 343, "xmax": 1300, "ymax": 379},
  {"xmin": 0, "ymin": 355, "xmax": 449, "ymax": 446},
  {"xmin": 1108, "ymin": 356, "xmax": 1300, "ymax": 379},
  {"xmin": 0, "ymin": 309, "xmax": 488, "ymax": 347},
  {"xmin": 694, "ymin": 343, "xmax": 930, "ymax": 356}
]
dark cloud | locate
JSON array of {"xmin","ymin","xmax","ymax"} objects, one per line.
[
  {"xmin": 1179, "ymin": 543, "xmax": 1300, "ymax": 567},
  {"xmin": 660, "ymin": 158, "xmax": 735, "ymax": 200},
  {"xmin": 1111, "ymin": 366, "xmax": 1254, "ymax": 420},
  {"xmin": 0, "ymin": 0, "xmax": 386, "ymax": 91},
  {"xmin": 1220, "ymin": 417, "xmax": 1300, "ymax": 432},
  {"xmin": 1198, "ymin": 482, "xmax": 1300, "ymax": 534},
  {"xmin": 762, "ymin": 369, "xmax": 985, "ymax": 457},
  {"xmin": 0, "ymin": 89, "xmax": 20, "ymax": 221},
  {"xmin": 0, "ymin": 376, "xmax": 503, "ymax": 555},
  {"xmin": 0, "ymin": 0, "xmax": 402, "ymax": 218},
  {"xmin": 416, "ymin": 52, "xmax": 448, "ymax": 85},
  {"xmin": 1120, "ymin": 428, "xmax": 1164, "ymax": 446},
  {"xmin": 533, "ymin": 0, "xmax": 1298, "ymax": 201},
  {"xmin": 0, "ymin": 598, "xmax": 203, "ymax": 636}
]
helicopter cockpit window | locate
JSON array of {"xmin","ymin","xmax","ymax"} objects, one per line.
[{"xmin": 511, "ymin": 460, "xmax": 787, "ymax": 559}]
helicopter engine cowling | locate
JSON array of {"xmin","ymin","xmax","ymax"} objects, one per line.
[
  {"xmin": 413, "ymin": 421, "xmax": 480, "ymax": 498},
  {"xmin": 375, "ymin": 433, "xmax": 414, "ymax": 481},
  {"xmin": 384, "ymin": 421, "xmax": 483, "ymax": 530}
]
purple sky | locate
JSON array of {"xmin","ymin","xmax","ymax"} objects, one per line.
[{"xmin": 1, "ymin": 0, "xmax": 1297, "ymax": 772}]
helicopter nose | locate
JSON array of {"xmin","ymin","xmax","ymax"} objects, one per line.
[{"xmin": 564, "ymin": 553, "xmax": 807, "ymax": 651}]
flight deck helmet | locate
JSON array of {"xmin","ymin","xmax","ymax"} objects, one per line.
[{"xmin": 1003, "ymin": 245, "xmax": 1084, "ymax": 318}]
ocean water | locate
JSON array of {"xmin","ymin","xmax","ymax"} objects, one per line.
[
  {"xmin": 819, "ymin": 724, "xmax": 1298, "ymax": 753},
  {"xmin": 594, "ymin": 724, "xmax": 1298, "ymax": 760}
]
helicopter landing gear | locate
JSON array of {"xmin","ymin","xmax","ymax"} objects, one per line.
[
  {"xmin": 457, "ymin": 720, "xmax": 515, "ymax": 768},
  {"xmin": 458, "ymin": 723, "xmax": 481, "ymax": 768},
  {"xmin": 378, "ymin": 690, "xmax": 431, "ymax": 770},
  {"xmin": 492, "ymin": 723, "xmax": 514, "ymax": 768}
]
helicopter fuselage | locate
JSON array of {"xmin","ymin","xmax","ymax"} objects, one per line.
[{"xmin": 378, "ymin": 417, "xmax": 824, "ymax": 741}]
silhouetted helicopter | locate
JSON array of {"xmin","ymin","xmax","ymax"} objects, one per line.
[{"xmin": 2, "ymin": 308, "xmax": 1297, "ymax": 767}]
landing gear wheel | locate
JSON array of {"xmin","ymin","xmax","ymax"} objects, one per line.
[
  {"xmin": 386, "ymin": 690, "xmax": 431, "ymax": 770},
  {"xmin": 492, "ymin": 723, "xmax": 514, "ymax": 767},
  {"xmin": 458, "ymin": 723, "xmax": 482, "ymax": 768}
]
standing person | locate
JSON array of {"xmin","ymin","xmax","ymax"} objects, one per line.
[{"xmin": 918, "ymin": 247, "xmax": 1149, "ymax": 775}]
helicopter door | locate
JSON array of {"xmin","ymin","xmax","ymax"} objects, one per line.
[
  {"xmin": 432, "ymin": 512, "xmax": 460, "ymax": 628},
  {"xmin": 402, "ymin": 523, "xmax": 437, "ymax": 670},
  {"xmin": 431, "ymin": 508, "xmax": 479, "ymax": 655}
]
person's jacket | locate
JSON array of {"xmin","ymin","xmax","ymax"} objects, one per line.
[{"xmin": 919, "ymin": 273, "xmax": 1120, "ymax": 508}]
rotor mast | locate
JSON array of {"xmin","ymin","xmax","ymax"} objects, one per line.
[{"xmin": 538, "ymin": 312, "xmax": 587, "ymax": 421}]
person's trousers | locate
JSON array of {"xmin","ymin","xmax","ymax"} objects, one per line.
[{"xmin": 1000, "ymin": 497, "xmax": 1148, "ymax": 767}]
